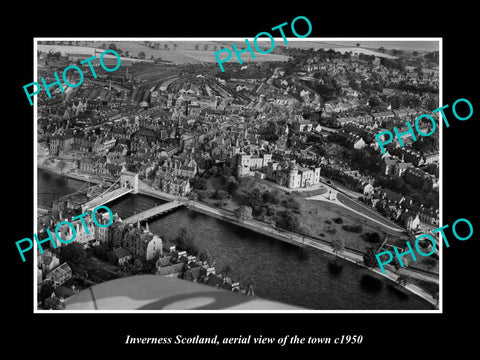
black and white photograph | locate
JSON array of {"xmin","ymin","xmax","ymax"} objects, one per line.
[
  {"xmin": 33, "ymin": 38, "xmax": 441, "ymax": 312},
  {"xmin": 6, "ymin": 5, "xmax": 478, "ymax": 356}
]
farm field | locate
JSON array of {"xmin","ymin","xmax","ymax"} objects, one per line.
[
  {"xmin": 38, "ymin": 41, "xmax": 291, "ymax": 64},
  {"xmin": 37, "ymin": 44, "xmax": 151, "ymax": 63}
]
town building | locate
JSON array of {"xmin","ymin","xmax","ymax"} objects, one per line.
[
  {"xmin": 45, "ymin": 262, "xmax": 72, "ymax": 285},
  {"xmin": 267, "ymin": 161, "xmax": 321, "ymax": 189}
]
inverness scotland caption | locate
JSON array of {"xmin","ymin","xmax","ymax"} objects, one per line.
[{"xmin": 34, "ymin": 38, "xmax": 441, "ymax": 311}]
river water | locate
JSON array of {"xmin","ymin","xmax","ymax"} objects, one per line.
[{"xmin": 37, "ymin": 169, "xmax": 431, "ymax": 310}]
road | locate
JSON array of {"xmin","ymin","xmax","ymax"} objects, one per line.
[
  {"xmin": 306, "ymin": 192, "xmax": 405, "ymax": 233},
  {"xmin": 257, "ymin": 174, "xmax": 406, "ymax": 234},
  {"xmin": 307, "ymin": 176, "xmax": 407, "ymax": 234},
  {"xmin": 55, "ymin": 178, "xmax": 439, "ymax": 306},
  {"xmin": 185, "ymin": 200, "xmax": 438, "ymax": 306}
]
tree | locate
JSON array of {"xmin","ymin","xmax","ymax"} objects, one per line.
[
  {"xmin": 194, "ymin": 44, "xmax": 199, "ymax": 51},
  {"xmin": 245, "ymin": 188, "xmax": 263, "ymax": 214},
  {"xmin": 198, "ymin": 249, "xmax": 211, "ymax": 264},
  {"xmin": 193, "ymin": 177, "xmax": 208, "ymax": 190},
  {"xmin": 164, "ymin": 44, "xmax": 169, "ymax": 51},
  {"xmin": 368, "ymin": 94, "xmax": 382, "ymax": 107},
  {"xmin": 363, "ymin": 247, "xmax": 379, "ymax": 268},
  {"xmin": 221, "ymin": 263, "xmax": 233, "ymax": 278},
  {"xmin": 188, "ymin": 191, "xmax": 199, "ymax": 202},
  {"xmin": 227, "ymin": 179, "xmax": 239, "ymax": 196},
  {"xmin": 57, "ymin": 160, "xmax": 67, "ymax": 174},
  {"xmin": 388, "ymin": 176, "xmax": 406, "ymax": 193},
  {"xmin": 59, "ymin": 242, "xmax": 87, "ymax": 264},
  {"xmin": 349, "ymin": 78, "xmax": 359, "ymax": 91},
  {"xmin": 284, "ymin": 197, "xmax": 301, "ymax": 214},
  {"xmin": 234, "ymin": 206, "xmax": 252, "ymax": 222},
  {"xmin": 221, "ymin": 166, "xmax": 233, "ymax": 177},
  {"xmin": 423, "ymin": 95, "xmax": 439, "ymax": 112},
  {"xmin": 209, "ymin": 165, "xmax": 219, "ymax": 176},
  {"xmin": 379, "ymin": 46, "xmax": 386, "ymax": 53},
  {"xmin": 356, "ymin": 43, "xmax": 360, "ymax": 47},
  {"xmin": 138, "ymin": 51, "xmax": 146, "ymax": 59},
  {"xmin": 331, "ymin": 238, "xmax": 345, "ymax": 257},
  {"xmin": 364, "ymin": 232, "xmax": 381, "ymax": 244},
  {"xmin": 396, "ymin": 274, "xmax": 410, "ymax": 287},
  {"xmin": 268, "ymin": 218, "xmax": 276, "ymax": 228},
  {"xmin": 213, "ymin": 189, "xmax": 229, "ymax": 200},
  {"xmin": 39, "ymin": 282, "xmax": 55, "ymax": 302},
  {"xmin": 391, "ymin": 255, "xmax": 401, "ymax": 271},
  {"xmin": 276, "ymin": 210, "xmax": 301, "ymax": 232},
  {"xmin": 433, "ymin": 292, "xmax": 439, "ymax": 308},
  {"xmin": 203, "ymin": 44, "xmax": 209, "ymax": 51},
  {"xmin": 262, "ymin": 191, "xmax": 274, "ymax": 204},
  {"xmin": 414, "ymin": 66, "xmax": 423, "ymax": 76},
  {"xmin": 173, "ymin": 43, "xmax": 178, "ymax": 50},
  {"xmin": 108, "ymin": 43, "xmax": 118, "ymax": 51},
  {"xmin": 176, "ymin": 227, "xmax": 199, "ymax": 255},
  {"xmin": 92, "ymin": 244, "xmax": 108, "ymax": 261}
]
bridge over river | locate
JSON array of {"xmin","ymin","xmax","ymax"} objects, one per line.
[{"xmin": 123, "ymin": 200, "xmax": 184, "ymax": 224}]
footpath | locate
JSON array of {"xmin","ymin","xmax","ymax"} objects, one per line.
[
  {"xmin": 191, "ymin": 200, "xmax": 438, "ymax": 308},
  {"xmin": 39, "ymin": 171, "xmax": 439, "ymax": 308},
  {"xmin": 137, "ymin": 183, "xmax": 438, "ymax": 308}
]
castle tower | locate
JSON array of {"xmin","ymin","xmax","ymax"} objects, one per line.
[{"xmin": 288, "ymin": 165, "xmax": 298, "ymax": 189}]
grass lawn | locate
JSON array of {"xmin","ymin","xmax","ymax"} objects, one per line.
[
  {"xmin": 336, "ymin": 192, "xmax": 404, "ymax": 230},
  {"xmin": 195, "ymin": 174, "xmax": 439, "ymax": 279},
  {"xmin": 198, "ymin": 175, "xmax": 411, "ymax": 255},
  {"xmin": 298, "ymin": 196, "xmax": 410, "ymax": 253},
  {"xmin": 292, "ymin": 187, "xmax": 328, "ymax": 197}
]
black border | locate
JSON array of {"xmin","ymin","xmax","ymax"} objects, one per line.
[{"xmin": 8, "ymin": 4, "xmax": 478, "ymax": 355}]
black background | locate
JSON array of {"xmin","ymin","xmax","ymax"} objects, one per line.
[{"xmin": 6, "ymin": 2, "xmax": 478, "ymax": 356}]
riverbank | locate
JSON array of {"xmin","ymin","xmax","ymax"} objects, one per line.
[
  {"xmin": 37, "ymin": 164, "xmax": 104, "ymax": 184},
  {"xmin": 37, "ymin": 167, "xmax": 438, "ymax": 308},
  {"xmin": 37, "ymin": 168, "xmax": 436, "ymax": 310},
  {"xmin": 136, "ymin": 182, "xmax": 438, "ymax": 308},
  {"xmin": 191, "ymin": 201, "xmax": 438, "ymax": 307}
]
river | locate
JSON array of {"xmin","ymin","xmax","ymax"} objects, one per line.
[{"xmin": 37, "ymin": 168, "xmax": 431, "ymax": 310}]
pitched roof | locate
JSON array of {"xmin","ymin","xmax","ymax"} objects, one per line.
[
  {"xmin": 396, "ymin": 162, "xmax": 413, "ymax": 169},
  {"xmin": 206, "ymin": 273, "xmax": 223, "ymax": 287},
  {"xmin": 157, "ymin": 263, "xmax": 184, "ymax": 276},
  {"xmin": 384, "ymin": 158, "xmax": 398, "ymax": 166},
  {"xmin": 47, "ymin": 262, "xmax": 72, "ymax": 280}
]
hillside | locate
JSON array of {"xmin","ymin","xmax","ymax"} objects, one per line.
[{"xmin": 37, "ymin": 40, "xmax": 292, "ymax": 65}]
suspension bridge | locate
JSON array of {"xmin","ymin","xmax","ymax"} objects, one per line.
[{"xmin": 81, "ymin": 172, "xmax": 137, "ymax": 212}]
